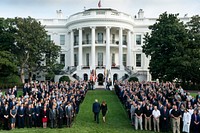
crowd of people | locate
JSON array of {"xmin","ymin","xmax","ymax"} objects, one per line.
[
  {"xmin": 114, "ymin": 81, "xmax": 200, "ymax": 133},
  {"xmin": 0, "ymin": 81, "xmax": 88, "ymax": 130},
  {"xmin": 1, "ymin": 79, "xmax": 200, "ymax": 132}
]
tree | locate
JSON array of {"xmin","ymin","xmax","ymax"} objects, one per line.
[
  {"xmin": 0, "ymin": 18, "xmax": 17, "ymax": 77},
  {"xmin": 12, "ymin": 17, "xmax": 60, "ymax": 83},
  {"xmin": 0, "ymin": 51, "xmax": 17, "ymax": 77},
  {"xmin": 184, "ymin": 15, "xmax": 200, "ymax": 83},
  {"xmin": 143, "ymin": 12, "xmax": 188, "ymax": 81}
]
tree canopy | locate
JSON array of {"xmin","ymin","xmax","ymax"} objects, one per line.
[
  {"xmin": 0, "ymin": 17, "xmax": 61, "ymax": 83},
  {"xmin": 143, "ymin": 13, "xmax": 200, "ymax": 83}
]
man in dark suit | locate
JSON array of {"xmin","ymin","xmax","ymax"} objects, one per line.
[
  {"xmin": 3, "ymin": 103, "xmax": 10, "ymax": 130},
  {"xmin": 17, "ymin": 103, "xmax": 25, "ymax": 128},
  {"xmin": 34, "ymin": 103, "xmax": 41, "ymax": 127},
  {"xmin": 26, "ymin": 104, "xmax": 33, "ymax": 128},
  {"xmin": 49, "ymin": 104, "xmax": 57, "ymax": 128},
  {"xmin": 65, "ymin": 102, "xmax": 74, "ymax": 127},
  {"xmin": 92, "ymin": 99, "xmax": 100, "ymax": 124},
  {"xmin": 160, "ymin": 105, "xmax": 170, "ymax": 132},
  {"xmin": 57, "ymin": 104, "xmax": 64, "ymax": 128}
]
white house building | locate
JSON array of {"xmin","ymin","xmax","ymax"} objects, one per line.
[{"xmin": 37, "ymin": 8, "xmax": 190, "ymax": 83}]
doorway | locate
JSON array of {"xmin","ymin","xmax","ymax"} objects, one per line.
[
  {"xmin": 113, "ymin": 73, "xmax": 118, "ymax": 84},
  {"xmin": 97, "ymin": 73, "xmax": 104, "ymax": 85}
]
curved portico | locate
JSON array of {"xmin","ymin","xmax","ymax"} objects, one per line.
[
  {"xmin": 69, "ymin": 26, "xmax": 132, "ymax": 71},
  {"xmin": 41, "ymin": 8, "xmax": 152, "ymax": 82}
]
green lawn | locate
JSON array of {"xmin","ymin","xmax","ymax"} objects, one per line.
[
  {"xmin": 1, "ymin": 90, "xmax": 154, "ymax": 133},
  {"xmin": 190, "ymin": 92, "xmax": 197, "ymax": 98}
]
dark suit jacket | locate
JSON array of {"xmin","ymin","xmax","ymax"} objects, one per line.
[
  {"xmin": 191, "ymin": 114, "xmax": 200, "ymax": 126},
  {"xmin": 3, "ymin": 107, "xmax": 10, "ymax": 117},
  {"xmin": 57, "ymin": 106, "xmax": 64, "ymax": 118},
  {"xmin": 41, "ymin": 109, "xmax": 49, "ymax": 118},
  {"xmin": 49, "ymin": 109, "xmax": 57, "ymax": 120},
  {"xmin": 92, "ymin": 102, "xmax": 100, "ymax": 113},
  {"xmin": 26, "ymin": 108, "xmax": 33, "ymax": 117},
  {"xmin": 17, "ymin": 107, "xmax": 25, "ymax": 117},
  {"xmin": 160, "ymin": 109, "xmax": 169, "ymax": 121}
]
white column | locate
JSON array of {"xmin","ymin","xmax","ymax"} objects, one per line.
[
  {"xmin": 70, "ymin": 30, "xmax": 74, "ymax": 66},
  {"xmin": 119, "ymin": 28, "xmax": 123, "ymax": 70},
  {"xmin": 127, "ymin": 30, "xmax": 131, "ymax": 67},
  {"xmin": 78, "ymin": 28, "xmax": 82, "ymax": 70},
  {"xmin": 91, "ymin": 27, "xmax": 96, "ymax": 70},
  {"xmin": 106, "ymin": 27, "xmax": 111, "ymax": 70}
]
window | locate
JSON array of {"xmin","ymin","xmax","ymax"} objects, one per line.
[
  {"xmin": 47, "ymin": 35, "xmax": 51, "ymax": 41},
  {"xmin": 123, "ymin": 54, "xmax": 127, "ymax": 66},
  {"xmin": 74, "ymin": 54, "xmax": 78, "ymax": 67},
  {"xmin": 112, "ymin": 34, "xmax": 115, "ymax": 44},
  {"xmin": 86, "ymin": 53, "xmax": 89, "ymax": 66},
  {"xmin": 60, "ymin": 35, "xmax": 65, "ymax": 45},
  {"xmin": 136, "ymin": 35, "xmax": 141, "ymax": 45},
  {"xmin": 86, "ymin": 34, "xmax": 90, "ymax": 44},
  {"xmin": 60, "ymin": 54, "xmax": 65, "ymax": 65},
  {"xmin": 136, "ymin": 54, "xmax": 141, "ymax": 67},
  {"xmin": 98, "ymin": 52, "xmax": 103, "ymax": 66},
  {"xmin": 74, "ymin": 35, "xmax": 79, "ymax": 46},
  {"xmin": 98, "ymin": 33, "xmax": 103, "ymax": 44},
  {"xmin": 112, "ymin": 53, "xmax": 115, "ymax": 66},
  {"xmin": 123, "ymin": 35, "xmax": 127, "ymax": 45}
]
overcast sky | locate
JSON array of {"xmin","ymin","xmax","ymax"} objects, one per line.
[{"xmin": 0, "ymin": 0, "xmax": 199, "ymax": 19}]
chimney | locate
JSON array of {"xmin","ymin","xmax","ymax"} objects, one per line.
[
  {"xmin": 138, "ymin": 9, "xmax": 144, "ymax": 19},
  {"xmin": 56, "ymin": 10, "xmax": 63, "ymax": 19}
]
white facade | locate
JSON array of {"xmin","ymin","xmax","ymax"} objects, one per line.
[{"xmin": 38, "ymin": 8, "xmax": 190, "ymax": 82}]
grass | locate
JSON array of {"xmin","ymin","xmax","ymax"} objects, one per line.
[
  {"xmin": 1, "ymin": 90, "xmax": 154, "ymax": 133},
  {"xmin": 190, "ymin": 92, "xmax": 197, "ymax": 98}
]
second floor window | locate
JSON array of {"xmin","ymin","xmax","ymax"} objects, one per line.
[
  {"xmin": 74, "ymin": 35, "xmax": 78, "ymax": 45},
  {"xmin": 98, "ymin": 33, "xmax": 103, "ymax": 44},
  {"xmin": 86, "ymin": 34, "xmax": 90, "ymax": 44},
  {"xmin": 136, "ymin": 35, "xmax": 141, "ymax": 45},
  {"xmin": 112, "ymin": 34, "xmax": 115, "ymax": 44},
  {"xmin": 60, "ymin": 35, "xmax": 65, "ymax": 45},
  {"xmin": 123, "ymin": 35, "xmax": 127, "ymax": 45}
]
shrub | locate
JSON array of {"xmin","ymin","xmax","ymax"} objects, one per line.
[
  {"xmin": 59, "ymin": 76, "xmax": 70, "ymax": 83},
  {"xmin": 128, "ymin": 77, "xmax": 139, "ymax": 82},
  {"xmin": 0, "ymin": 75, "xmax": 23, "ymax": 89}
]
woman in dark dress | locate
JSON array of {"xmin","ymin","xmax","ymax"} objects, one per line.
[
  {"xmin": 100, "ymin": 101, "xmax": 108, "ymax": 123},
  {"xmin": 10, "ymin": 105, "xmax": 17, "ymax": 129}
]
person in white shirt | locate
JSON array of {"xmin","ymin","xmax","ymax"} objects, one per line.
[
  {"xmin": 188, "ymin": 105, "xmax": 194, "ymax": 116},
  {"xmin": 152, "ymin": 105, "xmax": 161, "ymax": 132},
  {"xmin": 182, "ymin": 109, "xmax": 191, "ymax": 133}
]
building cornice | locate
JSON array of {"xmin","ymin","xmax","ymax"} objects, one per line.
[{"xmin": 66, "ymin": 18, "xmax": 135, "ymax": 28}]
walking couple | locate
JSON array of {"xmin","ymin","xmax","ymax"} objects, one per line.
[{"xmin": 92, "ymin": 99, "xmax": 108, "ymax": 123}]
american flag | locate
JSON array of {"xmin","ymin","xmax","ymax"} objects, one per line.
[{"xmin": 98, "ymin": 0, "xmax": 101, "ymax": 8}]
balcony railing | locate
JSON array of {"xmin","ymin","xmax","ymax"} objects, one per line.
[
  {"xmin": 111, "ymin": 65, "xmax": 120, "ymax": 69},
  {"xmin": 73, "ymin": 40, "xmax": 127, "ymax": 46},
  {"xmin": 96, "ymin": 66, "xmax": 105, "ymax": 69},
  {"xmin": 82, "ymin": 66, "xmax": 90, "ymax": 69}
]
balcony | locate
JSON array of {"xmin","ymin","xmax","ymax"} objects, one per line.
[
  {"xmin": 111, "ymin": 65, "xmax": 120, "ymax": 69},
  {"xmin": 82, "ymin": 66, "xmax": 90, "ymax": 69},
  {"xmin": 96, "ymin": 66, "xmax": 105, "ymax": 69}
]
